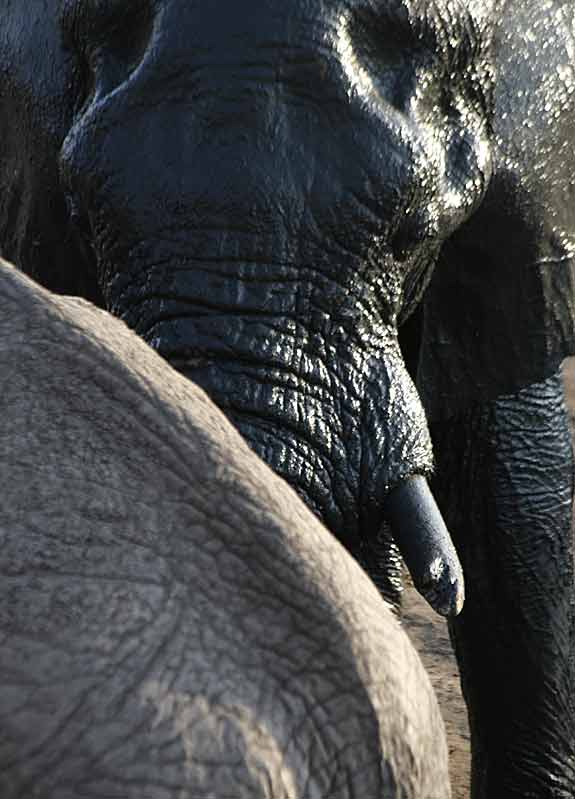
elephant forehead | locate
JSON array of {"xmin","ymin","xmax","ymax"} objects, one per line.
[
  {"xmin": 61, "ymin": 0, "xmax": 491, "ymax": 64},
  {"xmin": 182, "ymin": 0, "xmax": 493, "ymax": 57}
]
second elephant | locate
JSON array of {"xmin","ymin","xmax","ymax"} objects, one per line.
[{"xmin": 0, "ymin": 259, "xmax": 450, "ymax": 799}]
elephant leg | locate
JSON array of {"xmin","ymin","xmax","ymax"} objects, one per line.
[{"xmin": 430, "ymin": 368, "xmax": 575, "ymax": 798}]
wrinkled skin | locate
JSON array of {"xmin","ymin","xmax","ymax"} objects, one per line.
[
  {"xmin": 0, "ymin": 259, "xmax": 451, "ymax": 799},
  {"xmin": 412, "ymin": 4, "xmax": 575, "ymax": 795},
  {"xmin": 0, "ymin": 1, "xmax": 574, "ymax": 796}
]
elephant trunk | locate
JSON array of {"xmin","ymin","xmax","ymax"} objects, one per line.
[{"xmin": 113, "ymin": 255, "xmax": 463, "ymax": 616}]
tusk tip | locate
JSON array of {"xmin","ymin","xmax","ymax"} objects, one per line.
[
  {"xmin": 383, "ymin": 475, "xmax": 465, "ymax": 617},
  {"xmin": 416, "ymin": 556, "xmax": 465, "ymax": 617}
]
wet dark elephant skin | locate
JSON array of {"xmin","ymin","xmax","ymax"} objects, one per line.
[
  {"xmin": 1, "ymin": 1, "xmax": 574, "ymax": 797},
  {"xmin": 413, "ymin": 4, "xmax": 575, "ymax": 794}
]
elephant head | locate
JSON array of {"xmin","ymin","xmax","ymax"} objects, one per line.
[{"xmin": 0, "ymin": 0, "xmax": 495, "ymax": 613}]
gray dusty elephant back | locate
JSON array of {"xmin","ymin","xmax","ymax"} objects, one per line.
[{"xmin": 0, "ymin": 259, "xmax": 450, "ymax": 799}]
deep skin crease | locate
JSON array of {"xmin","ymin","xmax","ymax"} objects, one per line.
[
  {"xmin": 0, "ymin": 0, "xmax": 574, "ymax": 797},
  {"xmin": 0, "ymin": 259, "xmax": 451, "ymax": 799}
]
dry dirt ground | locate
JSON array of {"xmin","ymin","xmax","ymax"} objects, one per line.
[{"xmin": 401, "ymin": 357, "xmax": 575, "ymax": 799}]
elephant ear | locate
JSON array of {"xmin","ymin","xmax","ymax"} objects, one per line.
[
  {"xmin": 0, "ymin": 4, "xmax": 101, "ymax": 301},
  {"xmin": 414, "ymin": 199, "xmax": 575, "ymax": 422},
  {"xmin": 412, "ymin": 2, "xmax": 575, "ymax": 422}
]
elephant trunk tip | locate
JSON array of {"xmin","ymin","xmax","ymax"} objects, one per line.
[{"xmin": 383, "ymin": 475, "xmax": 465, "ymax": 618}]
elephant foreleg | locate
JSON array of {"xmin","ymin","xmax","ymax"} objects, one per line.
[{"xmin": 431, "ymin": 368, "xmax": 575, "ymax": 798}]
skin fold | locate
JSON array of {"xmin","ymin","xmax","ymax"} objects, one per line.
[
  {"xmin": 0, "ymin": 1, "xmax": 574, "ymax": 796},
  {"xmin": 0, "ymin": 258, "xmax": 451, "ymax": 799}
]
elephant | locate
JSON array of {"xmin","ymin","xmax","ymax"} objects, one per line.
[
  {"xmin": 0, "ymin": 1, "xmax": 574, "ymax": 796},
  {"xmin": 0, "ymin": 257, "xmax": 452, "ymax": 798}
]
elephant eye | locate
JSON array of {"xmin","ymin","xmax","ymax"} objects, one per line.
[
  {"xmin": 96, "ymin": 1, "xmax": 153, "ymax": 71},
  {"xmin": 63, "ymin": 0, "xmax": 154, "ymax": 108},
  {"xmin": 341, "ymin": 5, "xmax": 424, "ymax": 112}
]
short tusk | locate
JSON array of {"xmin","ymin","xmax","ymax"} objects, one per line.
[{"xmin": 383, "ymin": 475, "xmax": 465, "ymax": 617}]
